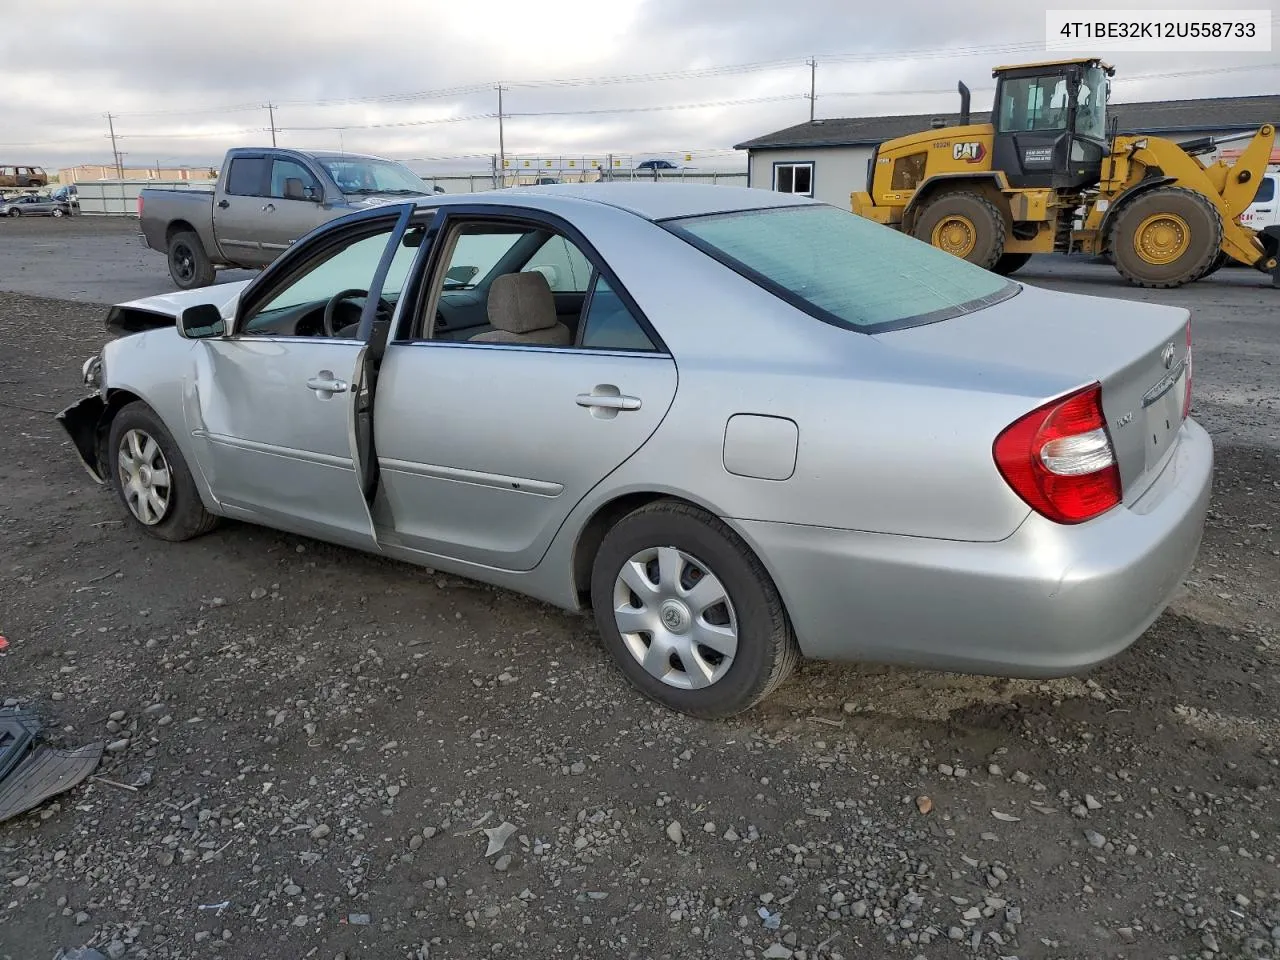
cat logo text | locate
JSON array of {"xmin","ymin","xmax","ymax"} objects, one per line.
[{"xmin": 952, "ymin": 142, "xmax": 986, "ymax": 163}]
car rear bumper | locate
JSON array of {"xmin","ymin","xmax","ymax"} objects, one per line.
[{"xmin": 733, "ymin": 417, "xmax": 1214, "ymax": 677}]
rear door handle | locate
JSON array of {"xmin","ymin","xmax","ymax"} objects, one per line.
[
  {"xmin": 576, "ymin": 393, "xmax": 640, "ymax": 411},
  {"xmin": 307, "ymin": 375, "xmax": 348, "ymax": 393},
  {"xmin": 262, "ymin": 202, "xmax": 275, "ymax": 212}
]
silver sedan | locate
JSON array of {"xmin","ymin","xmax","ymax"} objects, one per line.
[
  {"xmin": 1, "ymin": 194, "xmax": 71, "ymax": 217},
  {"xmin": 56, "ymin": 184, "xmax": 1213, "ymax": 718}
]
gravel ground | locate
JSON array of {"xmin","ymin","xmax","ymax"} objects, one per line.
[{"xmin": 1, "ymin": 222, "xmax": 1278, "ymax": 960}]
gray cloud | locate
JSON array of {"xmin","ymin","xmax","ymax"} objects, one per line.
[{"xmin": 2, "ymin": 0, "xmax": 1274, "ymax": 175}]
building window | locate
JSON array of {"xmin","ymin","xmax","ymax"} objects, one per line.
[{"xmin": 773, "ymin": 162, "xmax": 813, "ymax": 196}]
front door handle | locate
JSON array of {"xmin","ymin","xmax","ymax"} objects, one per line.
[
  {"xmin": 262, "ymin": 202, "xmax": 275, "ymax": 212},
  {"xmin": 576, "ymin": 393, "xmax": 641, "ymax": 411},
  {"xmin": 307, "ymin": 374, "xmax": 348, "ymax": 394},
  {"xmin": 217, "ymin": 199, "xmax": 230, "ymax": 209}
]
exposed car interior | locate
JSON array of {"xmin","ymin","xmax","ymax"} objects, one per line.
[{"xmin": 235, "ymin": 218, "xmax": 657, "ymax": 355}]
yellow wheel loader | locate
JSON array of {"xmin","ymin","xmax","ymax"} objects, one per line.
[{"xmin": 850, "ymin": 57, "xmax": 1280, "ymax": 288}]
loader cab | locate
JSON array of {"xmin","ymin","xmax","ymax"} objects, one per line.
[{"xmin": 990, "ymin": 58, "xmax": 1113, "ymax": 190}]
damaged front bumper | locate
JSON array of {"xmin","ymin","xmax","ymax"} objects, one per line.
[{"xmin": 55, "ymin": 393, "xmax": 108, "ymax": 484}]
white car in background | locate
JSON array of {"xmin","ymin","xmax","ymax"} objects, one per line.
[{"xmin": 1241, "ymin": 171, "xmax": 1278, "ymax": 232}]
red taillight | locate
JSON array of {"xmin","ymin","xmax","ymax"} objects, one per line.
[
  {"xmin": 1182, "ymin": 320, "xmax": 1193, "ymax": 419},
  {"xmin": 993, "ymin": 382, "xmax": 1122, "ymax": 525},
  {"xmin": 136, "ymin": 195, "xmax": 144, "ymax": 218}
]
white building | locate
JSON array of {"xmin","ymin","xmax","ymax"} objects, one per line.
[{"xmin": 735, "ymin": 94, "xmax": 1280, "ymax": 209}]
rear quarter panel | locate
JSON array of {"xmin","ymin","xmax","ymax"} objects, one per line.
[
  {"xmin": 140, "ymin": 189, "xmax": 221, "ymax": 261},
  {"xmin": 515, "ymin": 204, "xmax": 1045, "ymax": 556}
]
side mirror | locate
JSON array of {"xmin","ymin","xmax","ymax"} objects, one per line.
[
  {"xmin": 178, "ymin": 303, "xmax": 226, "ymax": 339},
  {"xmin": 445, "ymin": 265, "xmax": 479, "ymax": 284},
  {"xmin": 305, "ymin": 185, "xmax": 322, "ymax": 202}
]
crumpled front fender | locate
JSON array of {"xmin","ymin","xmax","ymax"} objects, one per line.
[{"xmin": 55, "ymin": 394, "xmax": 108, "ymax": 484}]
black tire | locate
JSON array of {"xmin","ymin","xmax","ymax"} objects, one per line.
[
  {"xmin": 589, "ymin": 499, "xmax": 799, "ymax": 719},
  {"xmin": 107, "ymin": 401, "xmax": 219, "ymax": 542},
  {"xmin": 993, "ymin": 252, "xmax": 1032, "ymax": 275},
  {"xmin": 1193, "ymin": 250, "xmax": 1229, "ymax": 281},
  {"xmin": 912, "ymin": 191, "xmax": 1007, "ymax": 270},
  {"xmin": 1108, "ymin": 187, "xmax": 1223, "ymax": 288},
  {"xmin": 7, "ymin": 208, "xmax": 20, "ymax": 218},
  {"xmin": 167, "ymin": 230, "xmax": 216, "ymax": 290}
]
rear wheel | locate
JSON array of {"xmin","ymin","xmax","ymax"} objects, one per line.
[
  {"xmin": 167, "ymin": 230, "xmax": 216, "ymax": 289},
  {"xmin": 1109, "ymin": 187, "xmax": 1223, "ymax": 288},
  {"xmin": 912, "ymin": 192, "xmax": 1007, "ymax": 270},
  {"xmin": 7, "ymin": 208, "xmax": 20, "ymax": 218},
  {"xmin": 993, "ymin": 252, "xmax": 1032, "ymax": 275},
  {"xmin": 590, "ymin": 499, "xmax": 799, "ymax": 719}
]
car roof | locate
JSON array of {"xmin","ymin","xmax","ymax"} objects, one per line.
[{"xmin": 417, "ymin": 182, "xmax": 821, "ymax": 222}]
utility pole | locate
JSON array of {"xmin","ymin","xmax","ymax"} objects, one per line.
[
  {"xmin": 266, "ymin": 103, "xmax": 278, "ymax": 147},
  {"xmin": 106, "ymin": 113, "xmax": 123, "ymax": 178},
  {"xmin": 807, "ymin": 58, "xmax": 817, "ymax": 122},
  {"xmin": 497, "ymin": 84, "xmax": 506, "ymax": 187}
]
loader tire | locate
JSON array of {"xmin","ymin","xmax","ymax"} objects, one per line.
[
  {"xmin": 993, "ymin": 252, "xmax": 1032, "ymax": 275},
  {"xmin": 1193, "ymin": 250, "xmax": 1229, "ymax": 281},
  {"xmin": 1109, "ymin": 187, "xmax": 1223, "ymax": 288},
  {"xmin": 912, "ymin": 192, "xmax": 1006, "ymax": 270}
]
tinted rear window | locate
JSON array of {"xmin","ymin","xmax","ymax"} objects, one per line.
[
  {"xmin": 666, "ymin": 204, "xmax": 1016, "ymax": 333},
  {"xmin": 225, "ymin": 157, "xmax": 268, "ymax": 197}
]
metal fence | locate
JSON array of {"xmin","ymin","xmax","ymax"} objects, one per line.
[
  {"xmin": 70, "ymin": 170, "xmax": 752, "ymax": 215},
  {"xmin": 75, "ymin": 178, "xmax": 213, "ymax": 217},
  {"xmin": 425, "ymin": 169, "xmax": 749, "ymax": 193}
]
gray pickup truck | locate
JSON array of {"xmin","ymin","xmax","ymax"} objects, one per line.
[{"xmin": 138, "ymin": 147, "xmax": 438, "ymax": 289}]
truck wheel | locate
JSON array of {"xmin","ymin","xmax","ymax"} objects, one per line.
[
  {"xmin": 912, "ymin": 192, "xmax": 1007, "ymax": 270},
  {"xmin": 167, "ymin": 231, "xmax": 216, "ymax": 289},
  {"xmin": 993, "ymin": 252, "xmax": 1032, "ymax": 275},
  {"xmin": 1108, "ymin": 187, "xmax": 1223, "ymax": 288}
]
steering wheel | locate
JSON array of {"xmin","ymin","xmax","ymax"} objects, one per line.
[{"xmin": 323, "ymin": 288, "xmax": 391, "ymax": 338}]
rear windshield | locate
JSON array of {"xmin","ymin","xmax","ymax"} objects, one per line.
[{"xmin": 665, "ymin": 204, "xmax": 1017, "ymax": 333}]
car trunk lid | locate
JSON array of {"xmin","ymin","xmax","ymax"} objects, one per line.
[{"xmin": 876, "ymin": 283, "xmax": 1191, "ymax": 504}]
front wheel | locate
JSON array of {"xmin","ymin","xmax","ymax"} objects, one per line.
[
  {"xmin": 107, "ymin": 401, "xmax": 219, "ymax": 542},
  {"xmin": 1108, "ymin": 187, "xmax": 1223, "ymax": 288},
  {"xmin": 51, "ymin": 207, "xmax": 65, "ymax": 218},
  {"xmin": 590, "ymin": 500, "xmax": 799, "ymax": 718},
  {"xmin": 167, "ymin": 230, "xmax": 216, "ymax": 289}
]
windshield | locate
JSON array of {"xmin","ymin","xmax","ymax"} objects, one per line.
[
  {"xmin": 1075, "ymin": 65, "xmax": 1109, "ymax": 141},
  {"xmin": 668, "ymin": 205, "xmax": 1016, "ymax": 333},
  {"xmin": 318, "ymin": 157, "xmax": 428, "ymax": 196}
]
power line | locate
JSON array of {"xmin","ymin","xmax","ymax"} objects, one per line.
[{"xmin": 68, "ymin": 26, "xmax": 1280, "ymax": 121}]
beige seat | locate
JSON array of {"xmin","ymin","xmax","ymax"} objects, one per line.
[{"xmin": 469, "ymin": 272, "xmax": 572, "ymax": 346}]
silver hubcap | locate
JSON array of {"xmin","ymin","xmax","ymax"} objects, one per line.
[
  {"xmin": 613, "ymin": 546, "xmax": 738, "ymax": 690},
  {"xmin": 117, "ymin": 429, "xmax": 171, "ymax": 525}
]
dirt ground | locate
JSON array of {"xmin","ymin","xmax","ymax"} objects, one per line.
[{"xmin": 1, "ymin": 218, "xmax": 1278, "ymax": 960}]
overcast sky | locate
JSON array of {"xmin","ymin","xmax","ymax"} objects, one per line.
[{"xmin": 2, "ymin": 0, "xmax": 1276, "ymax": 175}]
